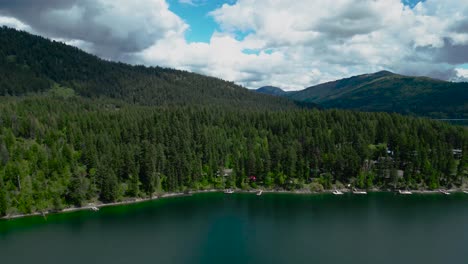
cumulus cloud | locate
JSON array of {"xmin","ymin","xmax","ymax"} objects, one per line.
[
  {"xmin": 454, "ymin": 68, "xmax": 468, "ymax": 82},
  {"xmin": 137, "ymin": 0, "xmax": 468, "ymax": 89},
  {"xmin": 138, "ymin": 31, "xmax": 291, "ymax": 85},
  {"xmin": 203, "ymin": 0, "xmax": 468, "ymax": 88},
  {"xmin": 0, "ymin": 0, "xmax": 187, "ymax": 59},
  {"xmin": 0, "ymin": 15, "xmax": 31, "ymax": 31},
  {"xmin": 1, "ymin": 0, "xmax": 468, "ymax": 89}
]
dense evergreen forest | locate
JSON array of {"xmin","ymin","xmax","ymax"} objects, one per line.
[
  {"xmin": 0, "ymin": 96, "xmax": 466, "ymax": 216},
  {"xmin": 0, "ymin": 27, "xmax": 467, "ymax": 217}
]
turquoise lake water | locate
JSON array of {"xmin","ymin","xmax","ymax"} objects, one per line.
[{"xmin": 0, "ymin": 192, "xmax": 467, "ymax": 264}]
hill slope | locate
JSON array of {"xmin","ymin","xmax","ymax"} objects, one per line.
[
  {"xmin": 255, "ymin": 86, "xmax": 288, "ymax": 96},
  {"xmin": 288, "ymin": 71, "xmax": 468, "ymax": 118},
  {"xmin": 0, "ymin": 97, "xmax": 466, "ymax": 217},
  {"xmin": 0, "ymin": 27, "xmax": 308, "ymax": 110}
]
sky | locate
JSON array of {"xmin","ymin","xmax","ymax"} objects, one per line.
[{"xmin": 1, "ymin": 0, "xmax": 468, "ymax": 90}]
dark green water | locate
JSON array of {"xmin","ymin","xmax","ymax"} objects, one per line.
[{"xmin": 1, "ymin": 193, "xmax": 467, "ymax": 264}]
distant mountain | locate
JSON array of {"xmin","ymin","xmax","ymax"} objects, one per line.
[
  {"xmin": 0, "ymin": 27, "xmax": 311, "ymax": 110},
  {"xmin": 288, "ymin": 71, "xmax": 468, "ymax": 118},
  {"xmin": 255, "ymin": 86, "xmax": 288, "ymax": 96}
]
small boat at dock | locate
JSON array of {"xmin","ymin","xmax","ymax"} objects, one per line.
[
  {"xmin": 90, "ymin": 206, "xmax": 99, "ymax": 211},
  {"xmin": 439, "ymin": 189, "xmax": 450, "ymax": 195},
  {"xmin": 332, "ymin": 189, "xmax": 343, "ymax": 195},
  {"xmin": 398, "ymin": 190, "xmax": 412, "ymax": 195},
  {"xmin": 224, "ymin": 189, "xmax": 234, "ymax": 194},
  {"xmin": 464, "ymin": 191, "xmax": 468, "ymax": 194},
  {"xmin": 352, "ymin": 188, "xmax": 367, "ymax": 195},
  {"xmin": 256, "ymin": 190, "xmax": 263, "ymax": 196}
]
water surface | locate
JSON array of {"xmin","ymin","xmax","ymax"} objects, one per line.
[{"xmin": 1, "ymin": 192, "xmax": 467, "ymax": 264}]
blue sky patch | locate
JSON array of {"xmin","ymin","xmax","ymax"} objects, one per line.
[
  {"xmin": 401, "ymin": 0, "xmax": 425, "ymax": 8},
  {"xmin": 242, "ymin": 49, "xmax": 260, "ymax": 55},
  {"xmin": 167, "ymin": 0, "xmax": 236, "ymax": 43}
]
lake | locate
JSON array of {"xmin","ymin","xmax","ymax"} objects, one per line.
[{"xmin": 1, "ymin": 192, "xmax": 467, "ymax": 264}]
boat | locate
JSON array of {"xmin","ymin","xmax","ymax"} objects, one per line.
[
  {"xmin": 398, "ymin": 190, "xmax": 412, "ymax": 195},
  {"xmin": 90, "ymin": 206, "xmax": 99, "ymax": 211},
  {"xmin": 464, "ymin": 191, "xmax": 468, "ymax": 194},
  {"xmin": 224, "ymin": 189, "xmax": 234, "ymax": 194},
  {"xmin": 332, "ymin": 189, "xmax": 343, "ymax": 195},
  {"xmin": 439, "ymin": 189, "xmax": 450, "ymax": 195},
  {"xmin": 256, "ymin": 190, "xmax": 263, "ymax": 196},
  {"xmin": 353, "ymin": 190, "xmax": 367, "ymax": 195},
  {"xmin": 352, "ymin": 188, "xmax": 367, "ymax": 195}
]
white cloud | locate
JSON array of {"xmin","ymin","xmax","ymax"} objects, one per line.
[
  {"xmin": 0, "ymin": 16, "xmax": 32, "ymax": 31},
  {"xmin": 2, "ymin": 0, "xmax": 468, "ymax": 90},
  {"xmin": 454, "ymin": 68, "xmax": 468, "ymax": 82},
  {"xmin": 138, "ymin": 31, "xmax": 294, "ymax": 86},
  {"xmin": 0, "ymin": 0, "xmax": 187, "ymax": 59},
  {"xmin": 200, "ymin": 0, "xmax": 468, "ymax": 89},
  {"xmin": 135, "ymin": 1, "xmax": 395, "ymax": 89}
]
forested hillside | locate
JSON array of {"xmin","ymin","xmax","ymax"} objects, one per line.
[
  {"xmin": 0, "ymin": 27, "xmax": 308, "ymax": 110},
  {"xmin": 0, "ymin": 96, "xmax": 466, "ymax": 216},
  {"xmin": 288, "ymin": 71, "xmax": 468, "ymax": 118},
  {"xmin": 0, "ymin": 27, "xmax": 467, "ymax": 217}
]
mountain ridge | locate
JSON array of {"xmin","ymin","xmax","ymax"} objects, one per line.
[
  {"xmin": 0, "ymin": 26, "xmax": 312, "ymax": 110},
  {"xmin": 255, "ymin": 86, "xmax": 288, "ymax": 96},
  {"xmin": 285, "ymin": 71, "xmax": 467, "ymax": 118}
]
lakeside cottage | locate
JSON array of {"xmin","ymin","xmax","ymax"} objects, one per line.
[
  {"xmin": 223, "ymin": 169, "xmax": 233, "ymax": 177},
  {"xmin": 217, "ymin": 168, "xmax": 233, "ymax": 177},
  {"xmin": 452, "ymin": 149, "xmax": 462, "ymax": 159}
]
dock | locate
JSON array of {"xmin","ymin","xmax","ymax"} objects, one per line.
[
  {"xmin": 352, "ymin": 188, "xmax": 367, "ymax": 195},
  {"xmin": 398, "ymin": 190, "xmax": 412, "ymax": 195},
  {"xmin": 332, "ymin": 189, "xmax": 344, "ymax": 195},
  {"xmin": 224, "ymin": 189, "xmax": 234, "ymax": 194},
  {"xmin": 439, "ymin": 190, "xmax": 450, "ymax": 195}
]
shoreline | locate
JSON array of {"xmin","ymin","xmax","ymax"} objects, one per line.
[
  {"xmin": 0, "ymin": 189, "xmax": 218, "ymax": 221},
  {"xmin": 1, "ymin": 188, "xmax": 467, "ymax": 221}
]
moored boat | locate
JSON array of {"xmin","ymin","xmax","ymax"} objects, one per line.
[
  {"xmin": 332, "ymin": 189, "xmax": 344, "ymax": 195},
  {"xmin": 224, "ymin": 189, "xmax": 234, "ymax": 194},
  {"xmin": 439, "ymin": 189, "xmax": 450, "ymax": 195},
  {"xmin": 398, "ymin": 190, "xmax": 412, "ymax": 195},
  {"xmin": 256, "ymin": 190, "xmax": 263, "ymax": 196},
  {"xmin": 352, "ymin": 188, "xmax": 367, "ymax": 195}
]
